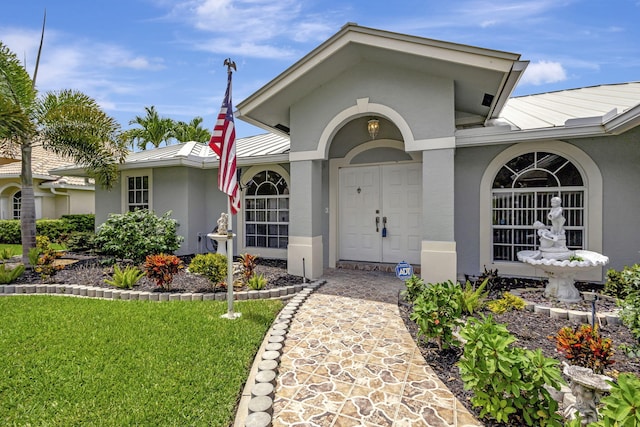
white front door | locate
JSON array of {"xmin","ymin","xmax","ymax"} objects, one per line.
[{"xmin": 339, "ymin": 163, "xmax": 422, "ymax": 265}]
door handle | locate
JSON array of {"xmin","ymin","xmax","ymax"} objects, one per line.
[
  {"xmin": 375, "ymin": 216, "xmax": 380, "ymax": 232},
  {"xmin": 382, "ymin": 216, "xmax": 387, "ymax": 237}
]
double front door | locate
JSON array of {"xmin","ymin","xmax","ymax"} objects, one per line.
[{"xmin": 339, "ymin": 163, "xmax": 422, "ymax": 265}]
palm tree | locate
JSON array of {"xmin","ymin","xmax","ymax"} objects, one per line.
[
  {"xmin": 0, "ymin": 41, "xmax": 128, "ymax": 264},
  {"xmin": 171, "ymin": 116, "xmax": 211, "ymax": 143},
  {"xmin": 123, "ymin": 106, "xmax": 176, "ymax": 150}
]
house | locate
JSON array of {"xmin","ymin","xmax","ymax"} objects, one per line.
[
  {"xmin": 55, "ymin": 24, "xmax": 640, "ymax": 284},
  {"xmin": 0, "ymin": 143, "xmax": 95, "ymax": 220}
]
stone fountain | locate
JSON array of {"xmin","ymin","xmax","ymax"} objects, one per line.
[{"xmin": 517, "ymin": 197, "xmax": 609, "ymax": 303}]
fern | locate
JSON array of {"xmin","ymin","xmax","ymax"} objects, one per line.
[
  {"xmin": 460, "ymin": 278, "xmax": 489, "ymax": 314},
  {"xmin": 104, "ymin": 264, "xmax": 144, "ymax": 289},
  {"xmin": 0, "ymin": 263, "xmax": 25, "ymax": 284}
]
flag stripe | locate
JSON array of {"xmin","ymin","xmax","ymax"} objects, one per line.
[{"xmin": 209, "ymin": 72, "xmax": 240, "ymax": 214}]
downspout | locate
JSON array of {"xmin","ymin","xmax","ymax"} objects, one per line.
[{"xmin": 48, "ymin": 187, "xmax": 70, "ymax": 216}]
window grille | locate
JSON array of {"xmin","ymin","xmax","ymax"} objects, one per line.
[
  {"xmin": 491, "ymin": 152, "xmax": 585, "ymax": 262},
  {"xmin": 127, "ymin": 176, "xmax": 149, "ymax": 211},
  {"xmin": 12, "ymin": 191, "xmax": 21, "ymax": 219},
  {"xmin": 244, "ymin": 171, "xmax": 289, "ymax": 249}
]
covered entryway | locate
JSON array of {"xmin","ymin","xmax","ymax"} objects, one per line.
[{"xmin": 339, "ymin": 163, "xmax": 422, "ymax": 265}]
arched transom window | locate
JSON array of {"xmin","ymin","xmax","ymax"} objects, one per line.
[
  {"xmin": 245, "ymin": 171, "xmax": 289, "ymax": 249},
  {"xmin": 491, "ymin": 152, "xmax": 585, "ymax": 262}
]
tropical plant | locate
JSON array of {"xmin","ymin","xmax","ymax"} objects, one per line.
[
  {"xmin": 459, "ymin": 278, "xmax": 489, "ymax": 315},
  {"xmin": 457, "ymin": 315, "xmax": 564, "ymax": 426},
  {"xmin": 552, "ymin": 324, "xmax": 615, "ymax": 374},
  {"xmin": 247, "ymin": 273, "xmax": 267, "ymax": 290},
  {"xmin": 240, "ymin": 253, "xmax": 258, "ymax": 281},
  {"xmin": 596, "ymin": 373, "xmax": 640, "ymax": 427},
  {"xmin": 93, "ymin": 210, "xmax": 183, "ymax": 264},
  {"xmin": 123, "ymin": 106, "xmax": 176, "ymax": 150},
  {"xmin": 409, "ymin": 280, "xmax": 463, "ymax": 350},
  {"xmin": 104, "ymin": 264, "xmax": 145, "ymax": 289},
  {"xmin": 0, "ymin": 263, "xmax": 25, "ymax": 284},
  {"xmin": 0, "ymin": 39, "xmax": 128, "ymax": 265},
  {"xmin": 400, "ymin": 274, "xmax": 426, "ymax": 303},
  {"xmin": 188, "ymin": 253, "xmax": 227, "ymax": 286},
  {"xmin": 604, "ymin": 264, "xmax": 640, "ymax": 299},
  {"xmin": 143, "ymin": 254, "xmax": 184, "ymax": 290},
  {"xmin": 0, "ymin": 248, "xmax": 13, "ymax": 260},
  {"xmin": 487, "ymin": 292, "xmax": 526, "ymax": 314},
  {"xmin": 170, "ymin": 116, "xmax": 211, "ymax": 143}
]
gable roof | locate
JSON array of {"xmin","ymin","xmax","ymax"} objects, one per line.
[{"xmin": 236, "ymin": 23, "xmax": 528, "ymax": 134}]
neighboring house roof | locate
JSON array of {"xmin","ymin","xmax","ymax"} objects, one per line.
[
  {"xmin": 53, "ymin": 133, "xmax": 291, "ymax": 175},
  {"xmin": 499, "ymin": 82, "xmax": 640, "ymax": 130},
  {"xmin": 0, "ymin": 144, "xmax": 93, "ymax": 189}
]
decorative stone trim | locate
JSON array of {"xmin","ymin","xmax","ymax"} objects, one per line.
[
  {"xmin": 234, "ymin": 281, "xmax": 326, "ymax": 427},
  {"xmin": 0, "ymin": 283, "xmax": 308, "ymax": 303}
]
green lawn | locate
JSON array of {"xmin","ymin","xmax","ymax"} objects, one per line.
[
  {"xmin": 0, "ymin": 243, "xmax": 66, "ymax": 256},
  {"xmin": 0, "ymin": 296, "xmax": 282, "ymax": 426}
]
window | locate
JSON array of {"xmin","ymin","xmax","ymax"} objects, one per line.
[
  {"xmin": 491, "ymin": 152, "xmax": 585, "ymax": 262},
  {"xmin": 127, "ymin": 175, "xmax": 149, "ymax": 211},
  {"xmin": 244, "ymin": 171, "xmax": 289, "ymax": 249},
  {"xmin": 12, "ymin": 191, "xmax": 21, "ymax": 219}
]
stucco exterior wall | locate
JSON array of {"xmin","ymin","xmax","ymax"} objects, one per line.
[
  {"xmin": 289, "ymin": 61, "xmax": 455, "ymax": 153},
  {"xmin": 68, "ymin": 190, "xmax": 94, "ymax": 215}
]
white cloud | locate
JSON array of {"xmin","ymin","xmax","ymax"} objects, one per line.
[{"xmin": 520, "ymin": 60, "xmax": 567, "ymax": 85}]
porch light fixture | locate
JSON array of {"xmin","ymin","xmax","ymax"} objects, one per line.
[{"xmin": 367, "ymin": 118, "xmax": 380, "ymax": 140}]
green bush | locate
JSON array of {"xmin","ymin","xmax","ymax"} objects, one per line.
[
  {"xmin": 64, "ymin": 231, "xmax": 96, "ymax": 252},
  {"xmin": 457, "ymin": 315, "xmax": 564, "ymax": 426},
  {"xmin": 605, "ymin": 264, "xmax": 640, "ymax": 299},
  {"xmin": 409, "ymin": 280, "xmax": 463, "ymax": 350},
  {"xmin": 247, "ymin": 273, "xmax": 267, "ymax": 290},
  {"xmin": 460, "ymin": 278, "xmax": 489, "ymax": 315},
  {"xmin": 487, "ymin": 292, "xmax": 526, "ymax": 314},
  {"xmin": 61, "ymin": 214, "xmax": 95, "ymax": 233},
  {"xmin": 36, "ymin": 219, "xmax": 72, "ymax": 243},
  {"xmin": 188, "ymin": 253, "xmax": 228, "ymax": 285},
  {"xmin": 596, "ymin": 373, "xmax": 640, "ymax": 426},
  {"xmin": 93, "ymin": 210, "xmax": 183, "ymax": 264},
  {"xmin": 0, "ymin": 263, "xmax": 25, "ymax": 284},
  {"xmin": 0, "ymin": 220, "xmax": 21, "ymax": 244},
  {"xmin": 400, "ymin": 274, "xmax": 426, "ymax": 303}
]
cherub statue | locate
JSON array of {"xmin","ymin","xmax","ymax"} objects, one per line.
[
  {"xmin": 547, "ymin": 196, "xmax": 566, "ymax": 236},
  {"xmin": 216, "ymin": 212, "xmax": 228, "ymax": 235}
]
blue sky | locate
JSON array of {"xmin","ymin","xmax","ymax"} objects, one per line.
[{"xmin": 2, "ymin": 0, "xmax": 639, "ymax": 138}]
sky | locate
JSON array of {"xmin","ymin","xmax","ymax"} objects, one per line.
[{"xmin": 2, "ymin": 0, "xmax": 640, "ymax": 139}]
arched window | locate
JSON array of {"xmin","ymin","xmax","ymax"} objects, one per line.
[
  {"xmin": 12, "ymin": 191, "xmax": 21, "ymax": 219},
  {"xmin": 244, "ymin": 171, "xmax": 289, "ymax": 249},
  {"xmin": 491, "ymin": 152, "xmax": 585, "ymax": 262}
]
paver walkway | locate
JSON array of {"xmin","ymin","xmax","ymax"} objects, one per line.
[{"xmin": 271, "ymin": 269, "xmax": 482, "ymax": 426}]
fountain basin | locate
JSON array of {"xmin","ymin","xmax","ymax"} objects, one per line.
[{"xmin": 517, "ymin": 250, "xmax": 609, "ymax": 303}]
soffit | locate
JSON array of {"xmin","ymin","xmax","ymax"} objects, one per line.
[{"xmin": 236, "ymin": 24, "xmax": 524, "ymax": 134}]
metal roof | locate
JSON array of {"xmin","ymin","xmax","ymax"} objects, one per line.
[{"xmin": 499, "ymin": 82, "xmax": 640, "ymax": 130}]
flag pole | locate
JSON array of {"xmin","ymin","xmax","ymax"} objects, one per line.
[{"xmin": 222, "ymin": 196, "xmax": 239, "ymax": 319}]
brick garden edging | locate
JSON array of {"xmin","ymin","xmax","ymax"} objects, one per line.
[{"xmin": 0, "ymin": 283, "xmax": 307, "ymax": 301}]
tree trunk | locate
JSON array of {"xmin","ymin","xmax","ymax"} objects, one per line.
[{"xmin": 20, "ymin": 139, "xmax": 36, "ymax": 266}]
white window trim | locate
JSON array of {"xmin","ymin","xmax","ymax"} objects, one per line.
[
  {"xmin": 479, "ymin": 140, "xmax": 603, "ymax": 279},
  {"xmin": 121, "ymin": 169, "xmax": 153, "ymax": 213},
  {"xmin": 237, "ymin": 164, "xmax": 290, "ymax": 260}
]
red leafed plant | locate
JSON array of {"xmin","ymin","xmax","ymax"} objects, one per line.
[
  {"xmin": 239, "ymin": 253, "xmax": 258, "ymax": 281},
  {"xmin": 143, "ymin": 254, "xmax": 184, "ymax": 290},
  {"xmin": 552, "ymin": 324, "xmax": 615, "ymax": 373}
]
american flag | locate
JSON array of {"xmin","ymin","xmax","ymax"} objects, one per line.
[{"xmin": 209, "ymin": 70, "xmax": 240, "ymax": 215}]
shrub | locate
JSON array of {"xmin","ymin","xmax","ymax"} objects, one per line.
[
  {"xmin": 597, "ymin": 373, "xmax": 640, "ymax": 426},
  {"xmin": 247, "ymin": 273, "xmax": 267, "ymax": 290},
  {"xmin": 487, "ymin": 292, "xmax": 526, "ymax": 314},
  {"xmin": 0, "ymin": 248, "xmax": 14, "ymax": 260},
  {"xmin": 0, "ymin": 264, "xmax": 25, "ymax": 284},
  {"xmin": 457, "ymin": 315, "xmax": 564, "ymax": 426},
  {"xmin": 94, "ymin": 210, "xmax": 183, "ymax": 263},
  {"xmin": 240, "ymin": 253, "xmax": 258, "ymax": 281},
  {"xmin": 36, "ymin": 219, "xmax": 72, "ymax": 243},
  {"xmin": 620, "ymin": 291, "xmax": 640, "ymax": 350},
  {"xmin": 104, "ymin": 264, "xmax": 144, "ymax": 289},
  {"xmin": 61, "ymin": 214, "xmax": 95, "ymax": 233},
  {"xmin": 188, "ymin": 253, "xmax": 227, "ymax": 286},
  {"xmin": 604, "ymin": 264, "xmax": 640, "ymax": 299},
  {"xmin": 459, "ymin": 278, "xmax": 489, "ymax": 315},
  {"xmin": 34, "ymin": 236, "xmax": 64, "ymax": 279},
  {"xmin": 0, "ymin": 220, "xmax": 21, "ymax": 244},
  {"xmin": 552, "ymin": 324, "xmax": 614, "ymax": 374},
  {"xmin": 64, "ymin": 231, "xmax": 96, "ymax": 252},
  {"xmin": 409, "ymin": 280, "xmax": 463, "ymax": 350},
  {"xmin": 400, "ymin": 274, "xmax": 426, "ymax": 303},
  {"xmin": 143, "ymin": 254, "xmax": 184, "ymax": 291}
]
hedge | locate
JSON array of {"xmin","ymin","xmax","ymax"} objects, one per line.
[{"xmin": 0, "ymin": 214, "xmax": 96, "ymax": 244}]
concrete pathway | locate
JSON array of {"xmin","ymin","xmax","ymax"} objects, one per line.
[{"xmin": 270, "ymin": 269, "xmax": 481, "ymax": 426}]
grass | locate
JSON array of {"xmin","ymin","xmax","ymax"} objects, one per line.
[
  {"xmin": 0, "ymin": 296, "xmax": 283, "ymax": 426},
  {"xmin": 0, "ymin": 243, "xmax": 66, "ymax": 257}
]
